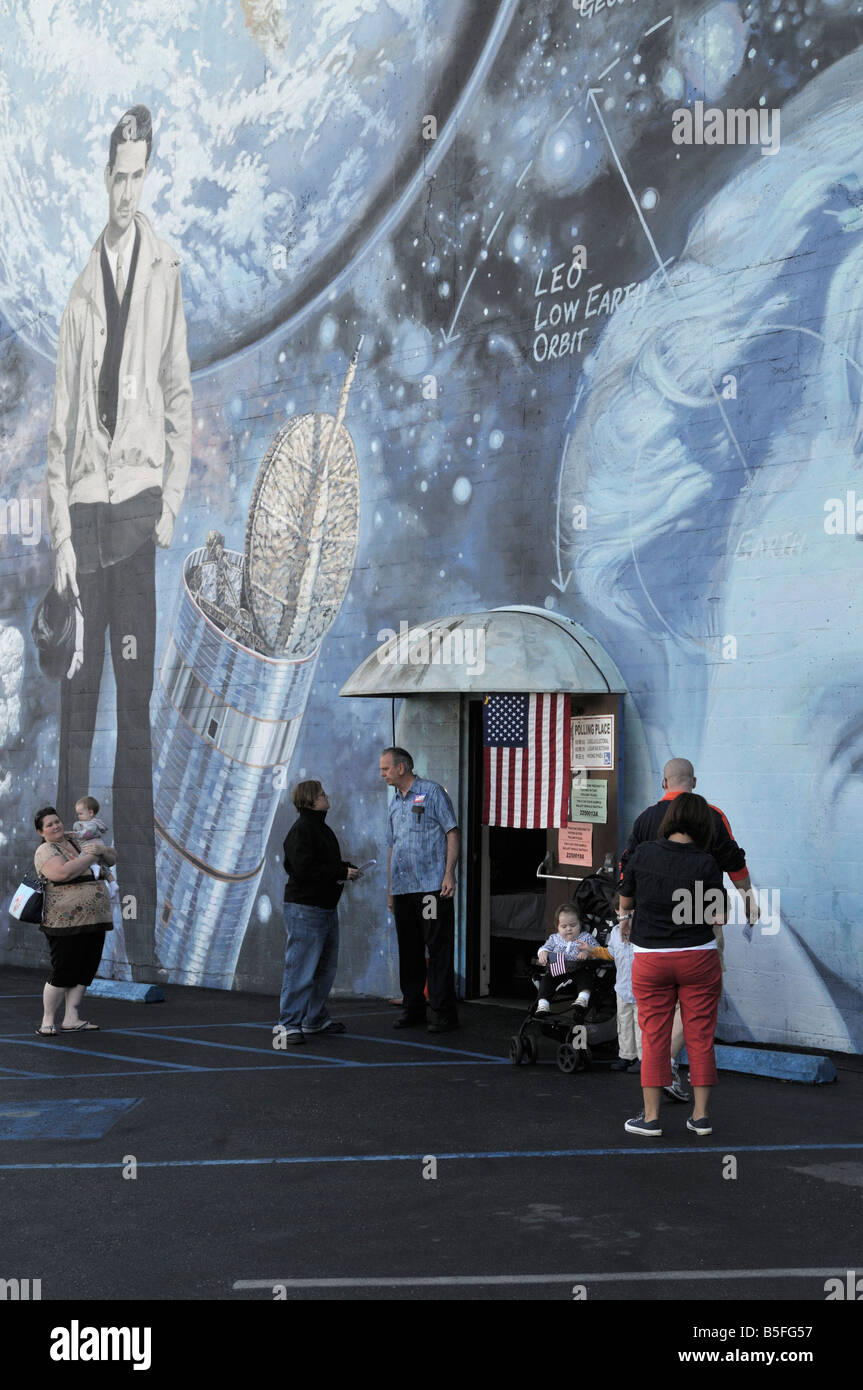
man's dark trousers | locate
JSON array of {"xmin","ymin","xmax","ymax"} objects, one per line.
[
  {"xmin": 57, "ymin": 540, "xmax": 157, "ymax": 977},
  {"xmin": 393, "ymin": 891, "xmax": 457, "ymax": 1018}
]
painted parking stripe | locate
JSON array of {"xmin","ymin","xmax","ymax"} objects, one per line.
[
  {"xmin": 0, "ymin": 1060, "xmax": 505, "ymax": 1082},
  {"xmin": 0, "ymin": 1024, "xmax": 250, "ymax": 1037},
  {"xmin": 236, "ymin": 1028, "xmax": 505, "ymax": 1067},
  {"xmin": 110, "ymin": 1029, "xmax": 361, "ymax": 1065},
  {"xmin": 0, "ymin": 1065, "xmax": 58, "ymax": 1079},
  {"xmin": 0, "ymin": 1014, "xmax": 397, "ymax": 1038},
  {"xmin": 231, "ymin": 1022, "xmax": 507, "ymax": 1064},
  {"xmin": 343, "ymin": 1034, "xmax": 507, "ymax": 1063},
  {"xmin": 0, "ymin": 1140, "xmax": 861, "ymax": 1170},
  {"xmin": 0, "ymin": 1038, "xmax": 205, "ymax": 1070},
  {"xmin": 2, "ymin": 1028, "xmax": 508, "ymax": 1067}
]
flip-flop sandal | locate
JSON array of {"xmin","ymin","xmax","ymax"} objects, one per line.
[
  {"xmin": 35, "ymin": 1026, "xmax": 57, "ymax": 1036},
  {"xmin": 60, "ymin": 1021, "xmax": 100, "ymax": 1032}
]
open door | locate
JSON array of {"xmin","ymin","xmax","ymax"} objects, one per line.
[
  {"xmin": 465, "ymin": 697, "xmax": 547, "ymax": 996},
  {"xmin": 465, "ymin": 692, "xmax": 623, "ymax": 1001}
]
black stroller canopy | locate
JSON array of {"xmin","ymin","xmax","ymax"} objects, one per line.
[{"xmin": 574, "ymin": 874, "xmax": 617, "ymax": 923}]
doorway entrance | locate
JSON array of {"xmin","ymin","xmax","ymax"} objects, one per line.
[
  {"xmin": 463, "ymin": 691, "xmax": 624, "ymax": 1000},
  {"xmin": 465, "ymin": 698, "xmax": 551, "ymax": 999}
]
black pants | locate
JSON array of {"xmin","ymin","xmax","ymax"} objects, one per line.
[
  {"xmin": 392, "ymin": 891, "xmax": 457, "ymax": 1018},
  {"xmin": 57, "ymin": 542, "xmax": 157, "ymax": 976},
  {"xmin": 47, "ymin": 931, "xmax": 106, "ymax": 988},
  {"xmin": 537, "ymin": 964, "xmax": 594, "ymax": 1004}
]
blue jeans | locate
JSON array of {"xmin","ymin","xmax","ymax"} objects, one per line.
[{"xmin": 278, "ymin": 903, "xmax": 340, "ymax": 1030}]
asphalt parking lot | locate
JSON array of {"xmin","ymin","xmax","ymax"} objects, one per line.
[{"xmin": 1, "ymin": 964, "xmax": 861, "ymax": 1330}]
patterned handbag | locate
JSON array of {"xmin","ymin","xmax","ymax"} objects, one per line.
[{"xmin": 9, "ymin": 874, "xmax": 45, "ymax": 924}]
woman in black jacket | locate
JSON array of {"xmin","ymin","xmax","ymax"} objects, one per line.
[
  {"xmin": 274, "ymin": 780, "xmax": 360, "ymax": 1044},
  {"xmin": 617, "ymin": 793, "xmax": 726, "ymax": 1138}
]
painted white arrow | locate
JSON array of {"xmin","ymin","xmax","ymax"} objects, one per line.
[
  {"xmin": 439, "ymin": 266, "xmax": 477, "ymax": 345},
  {"xmin": 438, "ymin": 159, "xmax": 532, "ymax": 346}
]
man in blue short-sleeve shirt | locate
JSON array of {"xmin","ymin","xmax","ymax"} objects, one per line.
[{"xmin": 380, "ymin": 746, "xmax": 460, "ymax": 1033}]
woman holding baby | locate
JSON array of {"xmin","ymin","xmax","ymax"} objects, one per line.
[{"xmin": 33, "ymin": 806, "xmax": 116, "ymax": 1035}]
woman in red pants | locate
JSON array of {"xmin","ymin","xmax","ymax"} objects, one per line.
[{"xmin": 618, "ymin": 793, "xmax": 725, "ymax": 1137}]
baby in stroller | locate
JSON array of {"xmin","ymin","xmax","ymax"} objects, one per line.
[
  {"xmin": 535, "ymin": 902, "xmax": 602, "ymax": 1016},
  {"xmin": 509, "ymin": 880, "xmax": 619, "ymax": 1072}
]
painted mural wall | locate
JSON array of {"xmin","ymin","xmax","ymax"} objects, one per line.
[{"xmin": 1, "ymin": 0, "xmax": 861, "ymax": 1052}]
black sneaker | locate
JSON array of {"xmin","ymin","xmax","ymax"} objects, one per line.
[
  {"xmin": 427, "ymin": 1015, "xmax": 459, "ymax": 1034},
  {"xmin": 393, "ymin": 1012, "xmax": 427, "ymax": 1029},
  {"xmin": 610, "ymin": 1057, "xmax": 636, "ymax": 1071},
  {"xmin": 687, "ymin": 1115, "xmax": 712, "ymax": 1135},
  {"xmin": 624, "ymin": 1112, "xmax": 662, "ymax": 1136},
  {"xmin": 305, "ymin": 1020, "xmax": 346, "ymax": 1034}
]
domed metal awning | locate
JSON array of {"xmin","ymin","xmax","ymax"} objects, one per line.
[{"xmin": 339, "ymin": 605, "xmax": 626, "ymax": 696}]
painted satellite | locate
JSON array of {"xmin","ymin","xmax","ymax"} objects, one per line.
[{"xmin": 99, "ymin": 342, "xmax": 364, "ymax": 986}]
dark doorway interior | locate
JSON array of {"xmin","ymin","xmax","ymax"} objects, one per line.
[{"xmin": 488, "ymin": 826, "xmax": 548, "ymax": 999}]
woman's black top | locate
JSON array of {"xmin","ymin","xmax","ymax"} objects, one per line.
[
  {"xmin": 283, "ymin": 808, "xmax": 352, "ymax": 909},
  {"xmin": 620, "ymin": 838, "xmax": 725, "ymax": 949}
]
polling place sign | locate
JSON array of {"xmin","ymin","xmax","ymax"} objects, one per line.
[{"xmin": 570, "ymin": 715, "xmax": 614, "ymax": 770}]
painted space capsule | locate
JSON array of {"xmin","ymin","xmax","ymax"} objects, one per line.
[{"xmin": 151, "ymin": 341, "xmax": 363, "ymax": 987}]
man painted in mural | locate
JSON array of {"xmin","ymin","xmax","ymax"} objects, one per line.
[
  {"xmin": 380, "ymin": 746, "xmax": 460, "ymax": 1033},
  {"xmin": 45, "ymin": 104, "xmax": 192, "ymax": 982}
]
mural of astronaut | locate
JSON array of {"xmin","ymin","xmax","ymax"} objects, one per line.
[{"xmin": 44, "ymin": 103, "xmax": 191, "ymax": 983}]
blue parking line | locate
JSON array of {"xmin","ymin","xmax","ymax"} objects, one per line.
[
  {"xmin": 0, "ymin": 1140, "xmax": 861, "ymax": 1171},
  {"xmin": 318, "ymin": 1033, "xmax": 507, "ymax": 1064},
  {"xmin": 109, "ymin": 1026, "xmax": 500, "ymax": 1066},
  {"xmin": 0, "ymin": 1024, "xmax": 253, "ymax": 1037},
  {"xmin": 3, "ymin": 1038, "xmax": 205, "ymax": 1071},
  {"xmin": 0, "ymin": 1065, "xmax": 58, "ymax": 1079},
  {"xmin": 110, "ymin": 1029, "xmax": 361, "ymax": 1065},
  {"xmin": 232, "ymin": 1028, "xmax": 508, "ymax": 1067},
  {"xmin": 0, "ymin": 1017, "xmax": 390, "ymax": 1037},
  {"xmin": 0, "ymin": 1060, "xmax": 505, "ymax": 1081}
]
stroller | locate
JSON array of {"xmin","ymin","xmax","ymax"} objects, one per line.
[{"xmin": 509, "ymin": 874, "xmax": 619, "ymax": 1074}]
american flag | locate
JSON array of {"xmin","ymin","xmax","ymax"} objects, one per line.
[{"xmin": 482, "ymin": 694, "xmax": 571, "ymax": 828}]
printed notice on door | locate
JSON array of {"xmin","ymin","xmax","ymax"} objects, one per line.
[
  {"xmin": 570, "ymin": 778, "xmax": 608, "ymax": 823},
  {"xmin": 559, "ymin": 822, "xmax": 593, "ymax": 866},
  {"xmin": 571, "ymin": 715, "xmax": 614, "ymax": 770}
]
